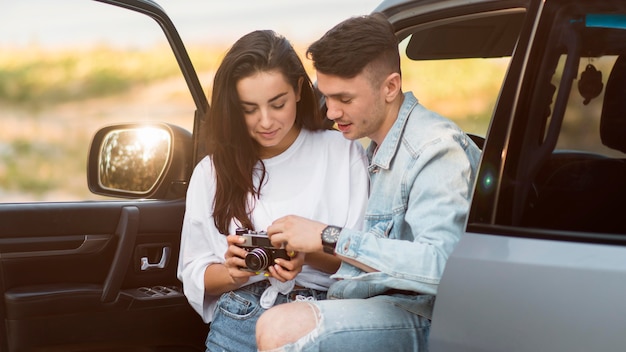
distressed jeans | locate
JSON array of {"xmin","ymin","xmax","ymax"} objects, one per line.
[
  {"xmin": 206, "ymin": 280, "xmax": 327, "ymax": 352},
  {"xmin": 276, "ymin": 293, "xmax": 432, "ymax": 352}
]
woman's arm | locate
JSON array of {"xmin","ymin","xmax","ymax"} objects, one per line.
[{"xmin": 204, "ymin": 235, "xmax": 256, "ymax": 295}]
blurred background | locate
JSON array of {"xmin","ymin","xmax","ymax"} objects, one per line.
[
  {"xmin": 4, "ymin": 0, "xmax": 381, "ymax": 47},
  {"xmin": 0, "ymin": 0, "xmax": 504, "ymax": 202}
]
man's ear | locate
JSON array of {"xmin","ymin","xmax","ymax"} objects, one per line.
[
  {"xmin": 383, "ymin": 72, "xmax": 402, "ymax": 102},
  {"xmin": 296, "ymin": 76, "xmax": 304, "ymax": 102}
]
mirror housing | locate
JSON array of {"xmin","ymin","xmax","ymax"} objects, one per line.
[{"xmin": 87, "ymin": 123, "xmax": 193, "ymax": 199}]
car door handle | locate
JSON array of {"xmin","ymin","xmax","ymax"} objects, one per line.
[
  {"xmin": 102, "ymin": 206, "xmax": 139, "ymax": 303},
  {"xmin": 141, "ymin": 246, "xmax": 170, "ymax": 271}
]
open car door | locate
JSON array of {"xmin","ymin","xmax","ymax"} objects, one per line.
[{"xmin": 0, "ymin": 0, "xmax": 208, "ymax": 350}]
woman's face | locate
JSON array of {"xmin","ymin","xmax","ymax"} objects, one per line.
[{"xmin": 237, "ymin": 69, "xmax": 302, "ymax": 159}]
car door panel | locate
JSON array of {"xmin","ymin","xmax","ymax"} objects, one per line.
[{"xmin": 0, "ymin": 201, "xmax": 206, "ymax": 351}]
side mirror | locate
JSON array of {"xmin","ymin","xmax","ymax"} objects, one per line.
[{"xmin": 87, "ymin": 123, "xmax": 193, "ymax": 199}]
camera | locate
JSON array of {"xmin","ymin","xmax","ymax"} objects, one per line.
[{"xmin": 235, "ymin": 227, "xmax": 290, "ymax": 272}]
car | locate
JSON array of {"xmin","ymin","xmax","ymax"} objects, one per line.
[
  {"xmin": 375, "ymin": 0, "xmax": 626, "ymax": 350},
  {"xmin": 4, "ymin": 0, "xmax": 625, "ymax": 351}
]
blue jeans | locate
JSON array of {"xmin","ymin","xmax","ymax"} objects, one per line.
[
  {"xmin": 206, "ymin": 280, "xmax": 327, "ymax": 352},
  {"xmin": 279, "ymin": 293, "xmax": 432, "ymax": 352}
]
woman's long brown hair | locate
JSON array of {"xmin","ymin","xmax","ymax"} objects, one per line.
[{"xmin": 207, "ymin": 30, "xmax": 330, "ymax": 235}]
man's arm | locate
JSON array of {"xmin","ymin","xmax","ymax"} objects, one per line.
[{"xmin": 267, "ymin": 216, "xmax": 378, "ymax": 273}]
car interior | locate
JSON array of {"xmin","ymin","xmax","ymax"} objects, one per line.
[
  {"xmin": 403, "ymin": 9, "xmax": 525, "ymax": 61},
  {"xmin": 395, "ymin": 7, "xmax": 529, "ymax": 149},
  {"xmin": 509, "ymin": 9, "xmax": 626, "ymax": 235}
]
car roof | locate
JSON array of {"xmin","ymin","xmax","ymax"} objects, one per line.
[
  {"xmin": 375, "ymin": 0, "xmax": 530, "ymax": 60},
  {"xmin": 374, "ymin": 0, "xmax": 527, "ymax": 15}
]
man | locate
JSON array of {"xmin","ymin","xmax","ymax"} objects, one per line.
[{"xmin": 256, "ymin": 13, "xmax": 482, "ymax": 351}]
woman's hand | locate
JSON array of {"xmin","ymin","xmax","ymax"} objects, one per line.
[
  {"xmin": 224, "ymin": 235, "xmax": 256, "ymax": 285},
  {"xmin": 266, "ymin": 251, "xmax": 304, "ymax": 282}
]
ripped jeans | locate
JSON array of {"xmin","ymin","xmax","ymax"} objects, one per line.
[
  {"xmin": 271, "ymin": 293, "xmax": 432, "ymax": 352},
  {"xmin": 205, "ymin": 280, "xmax": 327, "ymax": 352}
]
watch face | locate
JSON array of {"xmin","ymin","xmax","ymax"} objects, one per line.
[{"xmin": 323, "ymin": 226, "xmax": 341, "ymax": 243}]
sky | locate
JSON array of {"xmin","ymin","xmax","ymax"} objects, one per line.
[{"xmin": 2, "ymin": 0, "xmax": 383, "ymax": 47}]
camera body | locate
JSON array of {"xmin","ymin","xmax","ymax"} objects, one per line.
[{"xmin": 235, "ymin": 227, "xmax": 290, "ymax": 272}]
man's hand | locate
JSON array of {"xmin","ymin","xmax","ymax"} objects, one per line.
[{"xmin": 267, "ymin": 215, "xmax": 327, "ymax": 254}]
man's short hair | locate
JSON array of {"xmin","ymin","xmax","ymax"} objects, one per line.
[{"xmin": 307, "ymin": 13, "xmax": 400, "ymax": 81}]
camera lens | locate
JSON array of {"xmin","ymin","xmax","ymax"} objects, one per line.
[{"xmin": 245, "ymin": 248, "xmax": 271, "ymax": 271}]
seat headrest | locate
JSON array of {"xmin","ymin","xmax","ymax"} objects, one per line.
[{"xmin": 600, "ymin": 54, "xmax": 626, "ymax": 153}]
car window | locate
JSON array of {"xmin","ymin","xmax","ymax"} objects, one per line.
[
  {"xmin": 0, "ymin": 0, "xmax": 198, "ymax": 202},
  {"xmin": 396, "ymin": 8, "xmax": 519, "ymax": 140},
  {"xmin": 496, "ymin": 2, "xmax": 626, "ymax": 236},
  {"xmin": 400, "ymin": 41, "xmax": 509, "ymax": 138},
  {"xmin": 551, "ymin": 55, "xmax": 620, "ymax": 156}
]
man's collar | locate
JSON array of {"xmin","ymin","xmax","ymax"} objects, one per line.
[{"xmin": 368, "ymin": 92, "xmax": 418, "ymax": 170}]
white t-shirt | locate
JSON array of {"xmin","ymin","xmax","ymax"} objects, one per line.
[{"xmin": 177, "ymin": 128, "xmax": 369, "ymax": 323}]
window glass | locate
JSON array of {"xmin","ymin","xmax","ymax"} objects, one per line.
[
  {"xmin": 556, "ymin": 55, "xmax": 622, "ymax": 157},
  {"xmin": 514, "ymin": 6, "xmax": 626, "ymax": 235},
  {"xmin": 0, "ymin": 0, "xmax": 197, "ymax": 202},
  {"xmin": 399, "ymin": 37, "xmax": 509, "ymax": 138}
]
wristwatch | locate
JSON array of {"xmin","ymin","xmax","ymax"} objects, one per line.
[{"xmin": 321, "ymin": 225, "xmax": 342, "ymax": 254}]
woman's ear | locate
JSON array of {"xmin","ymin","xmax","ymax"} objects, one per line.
[
  {"xmin": 383, "ymin": 72, "xmax": 402, "ymax": 103},
  {"xmin": 296, "ymin": 76, "xmax": 304, "ymax": 102}
]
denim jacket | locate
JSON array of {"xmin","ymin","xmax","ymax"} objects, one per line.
[{"xmin": 328, "ymin": 92, "xmax": 482, "ymax": 317}]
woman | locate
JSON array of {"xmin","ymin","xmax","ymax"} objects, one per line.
[{"xmin": 177, "ymin": 30, "xmax": 369, "ymax": 352}]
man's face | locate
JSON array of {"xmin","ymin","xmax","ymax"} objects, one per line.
[{"xmin": 316, "ymin": 71, "xmax": 387, "ymax": 143}]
